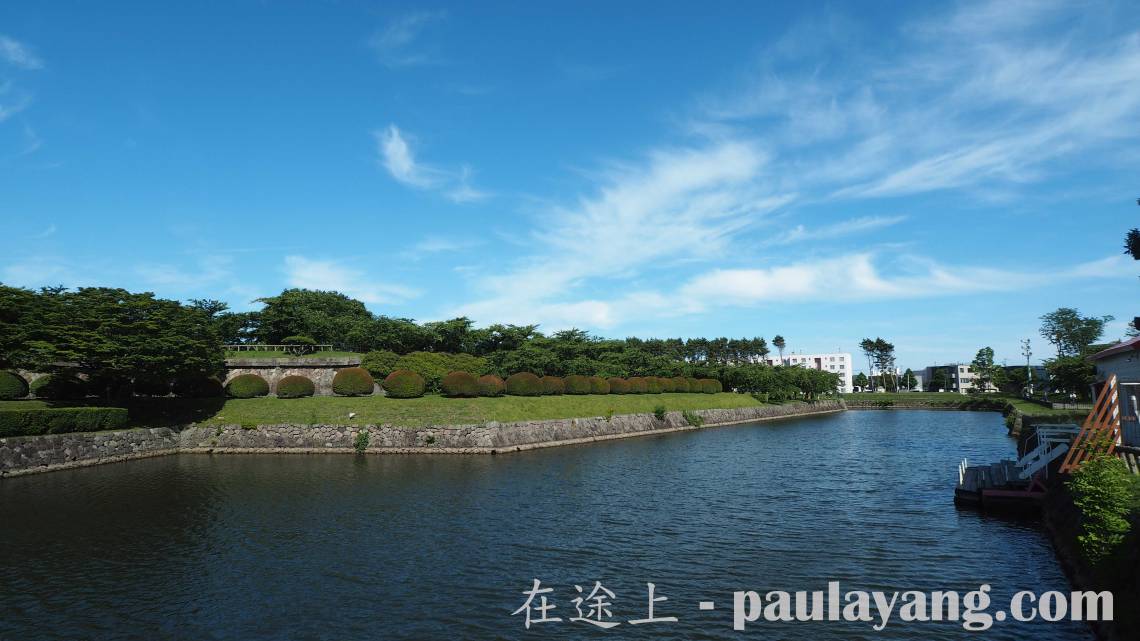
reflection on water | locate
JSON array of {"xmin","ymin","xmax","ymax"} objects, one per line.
[{"xmin": 0, "ymin": 411, "xmax": 1090, "ymax": 640}]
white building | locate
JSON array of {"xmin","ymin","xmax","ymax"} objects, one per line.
[
  {"xmin": 922, "ymin": 364, "xmax": 998, "ymax": 394},
  {"xmin": 764, "ymin": 352, "xmax": 854, "ymax": 393}
]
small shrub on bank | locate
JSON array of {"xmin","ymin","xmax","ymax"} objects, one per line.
[
  {"xmin": 441, "ymin": 371, "xmax": 479, "ymax": 398},
  {"xmin": 333, "ymin": 367, "xmax": 375, "ymax": 397},
  {"xmin": 627, "ymin": 377, "xmax": 648, "ymax": 394},
  {"xmin": 0, "ymin": 407, "xmax": 129, "ymax": 437},
  {"xmin": 653, "ymin": 405, "xmax": 667, "ymax": 421},
  {"xmin": 361, "ymin": 350, "xmax": 401, "ymax": 378},
  {"xmin": 172, "ymin": 376, "xmax": 224, "ymax": 398},
  {"xmin": 477, "ymin": 374, "xmax": 505, "ymax": 397},
  {"xmin": 698, "ymin": 378, "xmax": 722, "ymax": 394},
  {"xmin": 671, "ymin": 376, "xmax": 690, "ymax": 393},
  {"xmin": 565, "ymin": 375, "xmax": 591, "ymax": 395},
  {"xmin": 541, "ymin": 376, "xmax": 565, "ymax": 395},
  {"xmin": 588, "ymin": 376, "xmax": 610, "ymax": 395},
  {"xmin": 0, "ymin": 371, "xmax": 29, "ymax": 400},
  {"xmin": 607, "ymin": 377, "xmax": 630, "ymax": 394},
  {"xmin": 225, "ymin": 374, "xmax": 270, "ymax": 398},
  {"xmin": 682, "ymin": 410, "xmax": 704, "ymax": 427},
  {"xmin": 30, "ymin": 374, "xmax": 87, "ymax": 400},
  {"xmin": 751, "ymin": 392, "xmax": 769, "ymax": 404},
  {"xmin": 383, "ymin": 369, "xmax": 424, "ymax": 398},
  {"xmin": 354, "ymin": 429, "xmax": 370, "ymax": 454},
  {"xmin": 505, "ymin": 372, "xmax": 543, "ymax": 396},
  {"xmin": 645, "ymin": 377, "xmax": 664, "ymax": 394},
  {"xmin": 1067, "ymin": 455, "xmax": 1137, "ymax": 565},
  {"xmin": 276, "ymin": 375, "xmax": 315, "ymax": 399}
]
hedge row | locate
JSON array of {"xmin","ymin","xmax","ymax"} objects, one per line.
[
  {"xmin": 0, "ymin": 407, "xmax": 129, "ymax": 437},
  {"xmin": 429, "ymin": 372, "xmax": 723, "ymax": 397},
  {"xmin": 0, "ymin": 371, "xmax": 29, "ymax": 400}
]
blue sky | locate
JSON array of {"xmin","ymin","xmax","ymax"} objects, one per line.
[{"xmin": 1, "ymin": 0, "xmax": 1138, "ymax": 371}]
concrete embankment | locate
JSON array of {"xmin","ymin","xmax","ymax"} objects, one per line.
[{"xmin": 1, "ymin": 401, "xmax": 845, "ymax": 476}]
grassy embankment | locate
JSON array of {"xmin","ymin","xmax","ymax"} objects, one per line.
[
  {"xmin": 842, "ymin": 392, "xmax": 1084, "ymax": 415},
  {"xmin": 1, "ymin": 392, "xmax": 768, "ymax": 429}
]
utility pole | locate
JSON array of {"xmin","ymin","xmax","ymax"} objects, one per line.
[{"xmin": 1021, "ymin": 339, "xmax": 1033, "ymax": 397}]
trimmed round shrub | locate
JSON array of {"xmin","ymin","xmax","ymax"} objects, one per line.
[
  {"xmin": 173, "ymin": 376, "xmax": 224, "ymax": 398},
  {"xmin": 671, "ymin": 376, "xmax": 690, "ymax": 393},
  {"xmin": 383, "ymin": 369, "xmax": 425, "ymax": 398},
  {"xmin": 30, "ymin": 374, "xmax": 87, "ymax": 400},
  {"xmin": 276, "ymin": 375, "xmax": 315, "ymax": 399},
  {"xmin": 541, "ymin": 376, "xmax": 565, "ymax": 395},
  {"xmin": 627, "ymin": 376, "xmax": 648, "ymax": 394},
  {"xmin": 686, "ymin": 377, "xmax": 702, "ymax": 393},
  {"xmin": 477, "ymin": 374, "xmax": 505, "ymax": 397},
  {"xmin": 441, "ymin": 371, "xmax": 479, "ymax": 398},
  {"xmin": 645, "ymin": 377, "xmax": 664, "ymax": 394},
  {"xmin": 333, "ymin": 367, "xmax": 375, "ymax": 397},
  {"xmin": 588, "ymin": 376, "xmax": 610, "ymax": 395},
  {"xmin": 607, "ymin": 377, "xmax": 629, "ymax": 394},
  {"xmin": 564, "ymin": 374, "xmax": 591, "ymax": 395},
  {"xmin": 505, "ymin": 372, "xmax": 543, "ymax": 396},
  {"xmin": 698, "ymin": 378, "xmax": 723, "ymax": 394},
  {"xmin": 0, "ymin": 371, "xmax": 29, "ymax": 400},
  {"xmin": 360, "ymin": 350, "xmax": 401, "ymax": 378},
  {"xmin": 225, "ymin": 374, "xmax": 269, "ymax": 398}
]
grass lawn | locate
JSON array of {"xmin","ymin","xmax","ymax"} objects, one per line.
[
  {"xmin": 224, "ymin": 350, "xmax": 362, "ymax": 360},
  {"xmin": 841, "ymin": 392, "xmax": 1088, "ymax": 419},
  {"xmin": 194, "ymin": 392, "xmax": 763, "ymax": 428},
  {"xmin": 841, "ymin": 392, "xmax": 971, "ymax": 402},
  {"xmin": 1, "ymin": 394, "xmax": 768, "ymax": 429}
]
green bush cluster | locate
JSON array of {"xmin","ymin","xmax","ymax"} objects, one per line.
[
  {"xmin": 505, "ymin": 372, "xmax": 543, "ymax": 396},
  {"xmin": 541, "ymin": 376, "xmax": 565, "ymax": 395},
  {"xmin": 360, "ymin": 350, "xmax": 401, "ymax": 378},
  {"xmin": 225, "ymin": 374, "xmax": 270, "ymax": 399},
  {"xmin": 440, "ymin": 371, "xmax": 479, "ymax": 398},
  {"xmin": 672, "ymin": 377, "xmax": 690, "ymax": 393},
  {"xmin": 333, "ymin": 367, "xmax": 375, "ymax": 396},
  {"xmin": 589, "ymin": 376, "xmax": 610, "ymax": 394},
  {"xmin": 0, "ymin": 407, "xmax": 129, "ymax": 437},
  {"xmin": 0, "ymin": 371, "xmax": 29, "ymax": 400},
  {"xmin": 383, "ymin": 369, "xmax": 425, "ymax": 398},
  {"xmin": 30, "ymin": 374, "xmax": 87, "ymax": 400},
  {"xmin": 645, "ymin": 377, "xmax": 664, "ymax": 394},
  {"xmin": 276, "ymin": 375, "xmax": 315, "ymax": 399},
  {"xmin": 698, "ymin": 378, "xmax": 722, "ymax": 394},
  {"xmin": 607, "ymin": 377, "xmax": 629, "ymax": 394},
  {"xmin": 628, "ymin": 377, "xmax": 649, "ymax": 394},
  {"xmin": 393, "ymin": 352, "xmax": 488, "ymax": 391},
  {"xmin": 477, "ymin": 374, "xmax": 505, "ymax": 397},
  {"xmin": 564, "ymin": 374, "xmax": 592, "ymax": 395}
]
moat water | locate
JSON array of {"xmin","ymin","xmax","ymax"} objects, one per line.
[{"xmin": 0, "ymin": 411, "xmax": 1090, "ymax": 640}]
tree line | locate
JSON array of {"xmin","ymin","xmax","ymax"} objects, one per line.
[{"xmin": 0, "ymin": 284, "xmax": 841, "ymax": 400}]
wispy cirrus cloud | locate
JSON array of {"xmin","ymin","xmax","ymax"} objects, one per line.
[
  {"xmin": 283, "ymin": 255, "xmax": 418, "ymax": 305},
  {"xmin": 368, "ymin": 11, "xmax": 446, "ymax": 68},
  {"xmin": 760, "ymin": 215, "xmax": 906, "ymax": 247},
  {"xmin": 0, "ymin": 35, "xmax": 42, "ymax": 70},
  {"xmin": 374, "ymin": 124, "xmax": 489, "ymax": 202},
  {"xmin": 449, "ymin": 0, "xmax": 1139, "ymax": 331}
]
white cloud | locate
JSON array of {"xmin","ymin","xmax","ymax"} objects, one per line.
[
  {"xmin": 375, "ymin": 124, "xmax": 442, "ymax": 188},
  {"xmin": 30, "ymin": 223, "xmax": 55, "ymax": 239},
  {"xmin": 136, "ymin": 256, "xmax": 233, "ymax": 289},
  {"xmin": 761, "ymin": 215, "xmax": 906, "ymax": 246},
  {"xmin": 369, "ymin": 11, "xmax": 445, "ymax": 68},
  {"xmin": 374, "ymin": 125, "xmax": 488, "ymax": 202},
  {"xmin": 0, "ymin": 35, "xmax": 42, "ymax": 70},
  {"xmin": 283, "ymin": 256, "xmax": 418, "ymax": 305}
]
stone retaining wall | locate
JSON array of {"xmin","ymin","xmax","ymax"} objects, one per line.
[
  {"xmin": 0, "ymin": 428, "xmax": 180, "ymax": 477},
  {"xmin": 0, "ymin": 401, "xmax": 845, "ymax": 476}
]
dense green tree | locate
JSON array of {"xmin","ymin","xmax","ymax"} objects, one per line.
[
  {"xmin": 254, "ymin": 289, "xmax": 373, "ymax": 346},
  {"xmin": 853, "ymin": 372, "xmax": 869, "ymax": 390},
  {"xmin": 970, "ymin": 347, "xmax": 998, "ymax": 391},
  {"xmin": 1039, "ymin": 307, "xmax": 1114, "ymax": 357},
  {"xmin": 772, "ymin": 335, "xmax": 786, "ymax": 364},
  {"xmin": 928, "ymin": 368, "xmax": 950, "ymax": 392},
  {"xmin": 900, "ymin": 368, "xmax": 917, "ymax": 391},
  {"xmin": 1045, "ymin": 355, "xmax": 1096, "ymax": 400}
]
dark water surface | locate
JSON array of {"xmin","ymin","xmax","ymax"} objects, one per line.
[{"xmin": 1, "ymin": 411, "xmax": 1091, "ymax": 640}]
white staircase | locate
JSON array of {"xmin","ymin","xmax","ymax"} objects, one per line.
[{"xmin": 1016, "ymin": 424, "xmax": 1081, "ymax": 480}]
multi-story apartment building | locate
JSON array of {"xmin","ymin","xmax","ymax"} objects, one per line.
[
  {"xmin": 764, "ymin": 352, "xmax": 854, "ymax": 393},
  {"xmin": 922, "ymin": 364, "xmax": 999, "ymax": 394}
]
